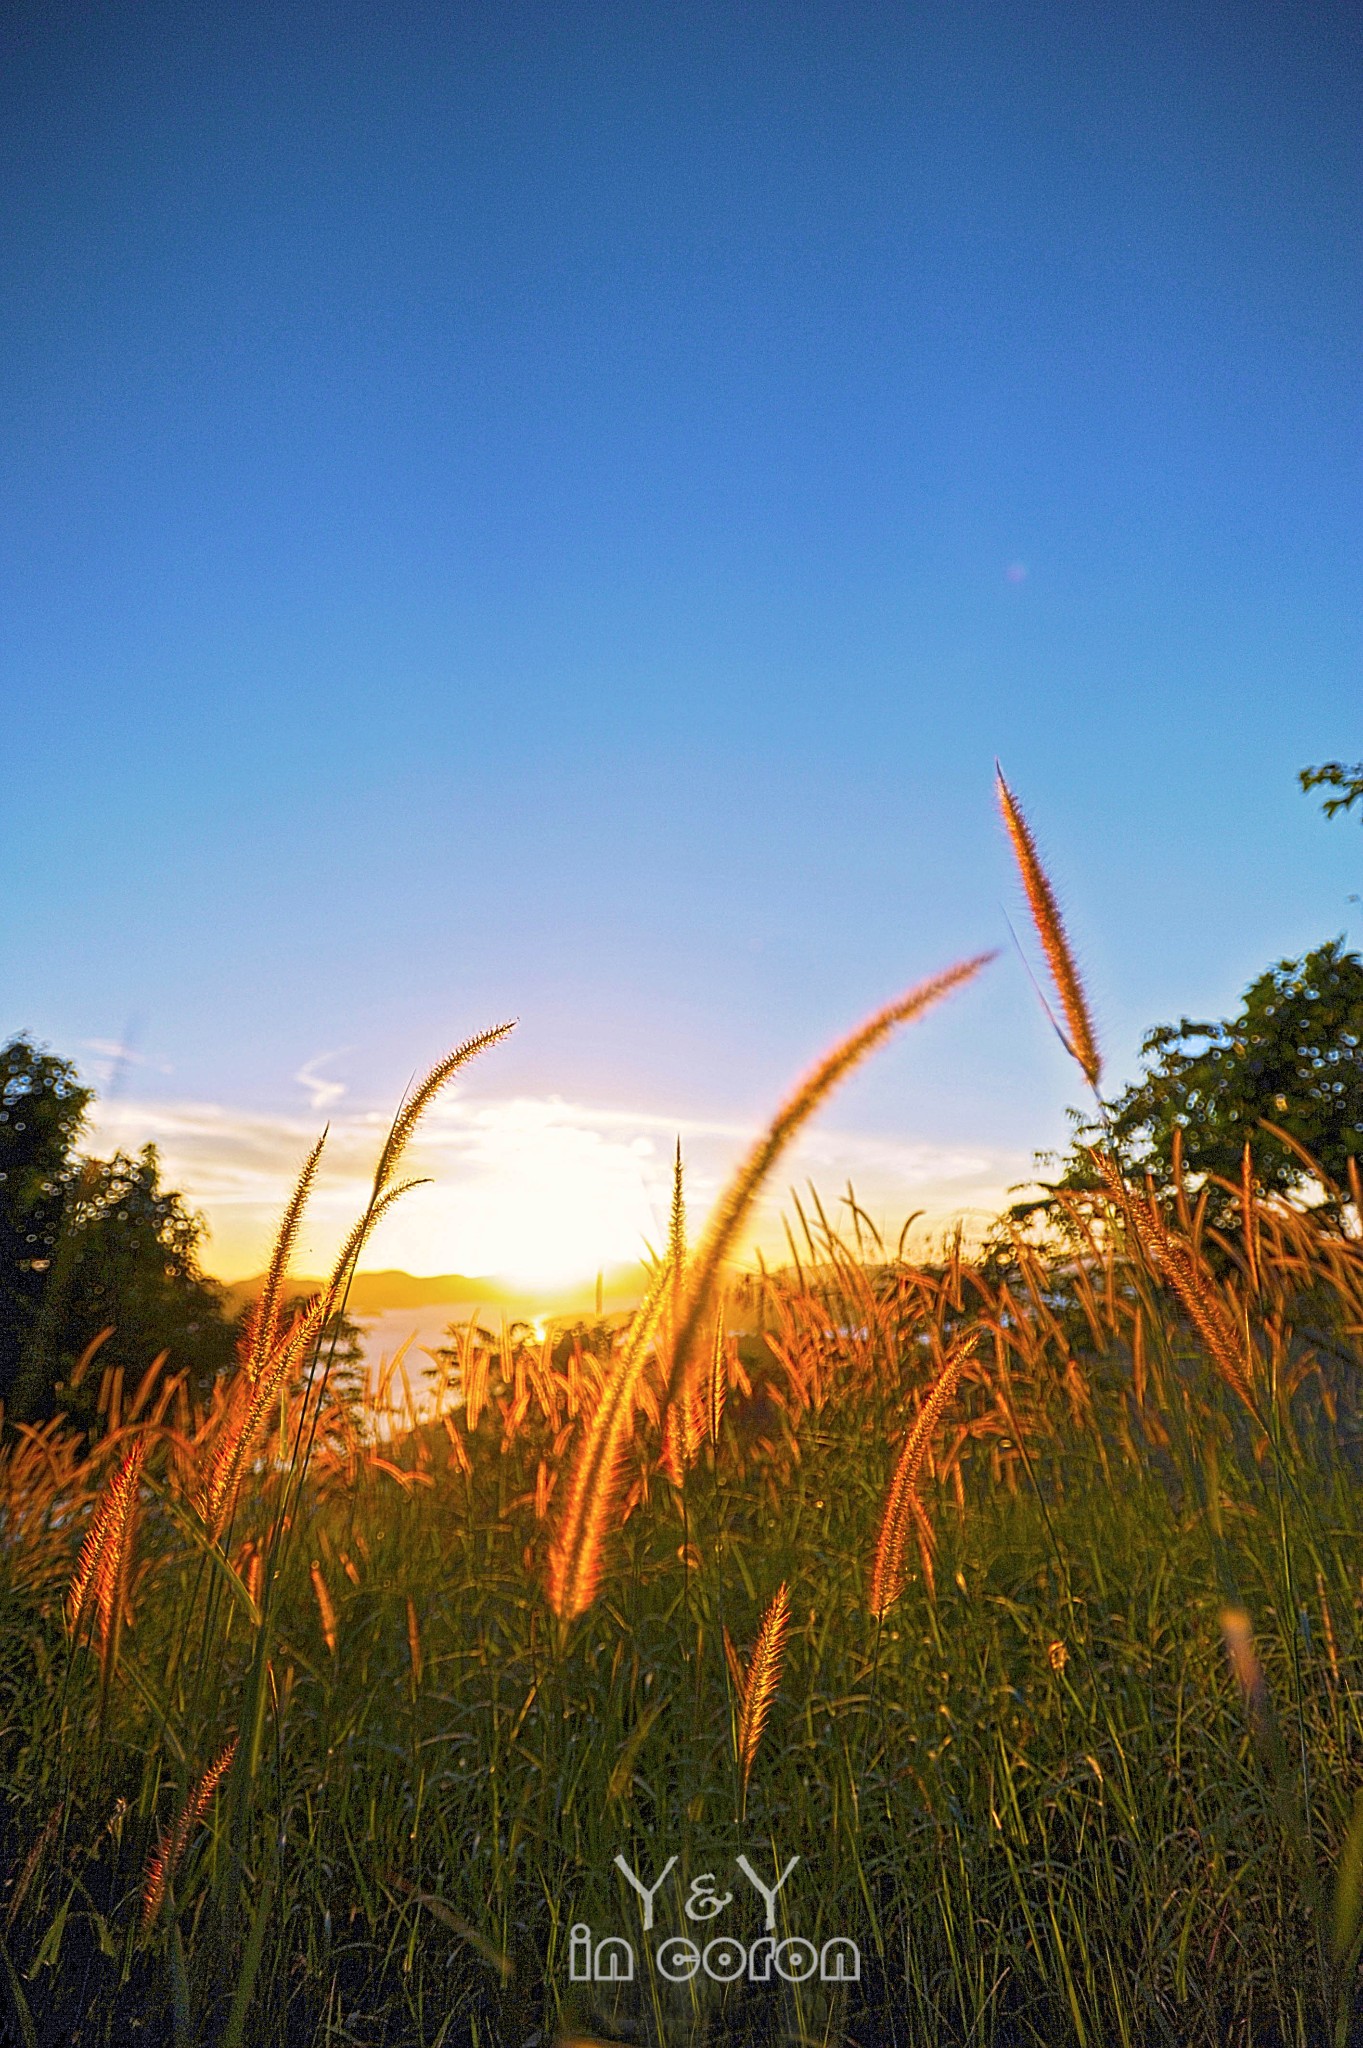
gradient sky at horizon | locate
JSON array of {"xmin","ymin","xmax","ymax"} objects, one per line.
[{"xmin": 3, "ymin": 1, "xmax": 1360, "ymax": 1282}]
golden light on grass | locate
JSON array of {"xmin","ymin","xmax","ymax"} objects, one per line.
[
  {"xmin": 707, "ymin": 1308, "xmax": 728, "ymax": 1446},
  {"xmin": 14, "ymin": 965, "xmax": 1363, "ymax": 2039},
  {"xmin": 325, "ymin": 1179, "xmax": 426, "ymax": 1297},
  {"xmin": 198, "ymin": 1130, "xmax": 337, "ymax": 1531},
  {"xmin": 664, "ymin": 954, "xmax": 995, "ymax": 1414},
  {"xmin": 544, "ymin": 1257, "xmax": 676, "ymax": 1620},
  {"xmin": 547, "ymin": 956, "xmax": 992, "ymax": 1618},
  {"xmin": 996, "ymin": 765, "xmax": 1101, "ymax": 1088},
  {"xmin": 195, "ymin": 1024, "xmax": 515, "ymax": 1542},
  {"xmin": 659, "ymin": 1143, "xmax": 706, "ymax": 1486}
]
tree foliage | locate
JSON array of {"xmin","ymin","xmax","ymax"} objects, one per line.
[
  {"xmin": 0, "ymin": 1037, "xmax": 92, "ymax": 1410},
  {"xmin": 1024, "ymin": 940, "xmax": 1363, "ymax": 1228},
  {"xmin": 0, "ymin": 1036, "xmax": 237, "ymax": 1423},
  {"xmin": 22, "ymin": 1144, "xmax": 237, "ymax": 1428},
  {"xmin": 1300, "ymin": 759, "xmax": 1363, "ymax": 821}
]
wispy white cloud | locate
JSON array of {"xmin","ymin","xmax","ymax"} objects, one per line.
[
  {"xmin": 294, "ymin": 1049, "xmax": 353, "ymax": 1112},
  {"xmin": 86, "ymin": 1089, "xmax": 1030, "ymax": 1286},
  {"xmin": 79, "ymin": 1039, "xmax": 173, "ymax": 1084}
]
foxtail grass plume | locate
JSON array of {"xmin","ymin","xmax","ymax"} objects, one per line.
[
  {"xmin": 667, "ymin": 1136, "xmax": 686, "ymax": 1275},
  {"xmin": 141, "ymin": 1739, "xmax": 237, "ymax": 1930},
  {"xmin": 869, "ymin": 1336, "xmax": 974, "ymax": 1617},
  {"xmin": 1091, "ymin": 1150, "xmax": 1257, "ymax": 1414},
  {"xmin": 326, "ymin": 1178, "xmax": 425, "ymax": 1298},
  {"xmin": 203, "ymin": 1028, "xmax": 513, "ymax": 1544},
  {"xmin": 996, "ymin": 767, "xmax": 1101, "ymax": 1089},
  {"xmin": 664, "ymin": 955, "xmax": 994, "ymax": 1414},
  {"xmin": 659, "ymin": 1143, "xmax": 705, "ymax": 1484},
  {"xmin": 197, "ymin": 1290, "xmax": 337, "ymax": 1536},
  {"xmin": 4, "ymin": 1802, "xmax": 62, "ymax": 1934},
  {"xmin": 1221, "ymin": 1606, "xmax": 1264, "ymax": 1709},
  {"xmin": 240, "ymin": 1134, "xmax": 325, "ymax": 1383},
  {"xmin": 737, "ymin": 1584, "xmax": 791, "ymax": 1797},
  {"xmin": 310, "ymin": 1559, "xmax": 337, "ymax": 1653},
  {"xmin": 406, "ymin": 1596, "xmax": 423, "ymax": 1686},
  {"xmin": 660, "ymin": 1380, "xmax": 707, "ymax": 1489},
  {"xmin": 1220, "ymin": 1605, "xmax": 1275, "ymax": 1761},
  {"xmin": 67, "ymin": 1436, "xmax": 149, "ymax": 1671},
  {"xmin": 369, "ymin": 1024, "xmax": 516, "ymax": 1206},
  {"xmin": 1240, "ymin": 1141, "xmax": 1261, "ymax": 1294},
  {"xmin": 708, "ymin": 1309, "xmax": 728, "ymax": 1445}
]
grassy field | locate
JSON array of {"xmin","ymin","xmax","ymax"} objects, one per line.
[{"xmin": 5, "ymin": 797, "xmax": 1363, "ymax": 2046}]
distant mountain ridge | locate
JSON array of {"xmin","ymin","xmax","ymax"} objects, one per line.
[{"xmin": 220, "ymin": 1265, "xmax": 649, "ymax": 1320}]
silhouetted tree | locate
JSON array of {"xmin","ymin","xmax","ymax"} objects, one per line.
[
  {"xmin": 0, "ymin": 1037, "xmax": 92, "ymax": 1411},
  {"xmin": 22, "ymin": 1144, "xmax": 237, "ymax": 1428},
  {"xmin": 1, "ymin": 1036, "xmax": 237, "ymax": 1424}
]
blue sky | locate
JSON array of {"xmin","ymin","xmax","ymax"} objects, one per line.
[{"xmin": 2, "ymin": 1, "xmax": 1359, "ymax": 1279}]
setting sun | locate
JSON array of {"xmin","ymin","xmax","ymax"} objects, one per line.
[{"xmin": 366, "ymin": 1099, "xmax": 666, "ymax": 1289}]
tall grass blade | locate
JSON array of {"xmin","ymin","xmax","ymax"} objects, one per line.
[{"xmin": 546, "ymin": 1259, "xmax": 676, "ymax": 1619}]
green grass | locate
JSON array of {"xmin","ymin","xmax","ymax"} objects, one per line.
[{"xmin": 5, "ymin": 1223, "xmax": 1363, "ymax": 2048}]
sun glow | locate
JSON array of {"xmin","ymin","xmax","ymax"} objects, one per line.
[
  {"xmin": 365, "ymin": 1099, "xmax": 667, "ymax": 1290},
  {"xmin": 87, "ymin": 1090, "xmax": 1024, "ymax": 1294}
]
